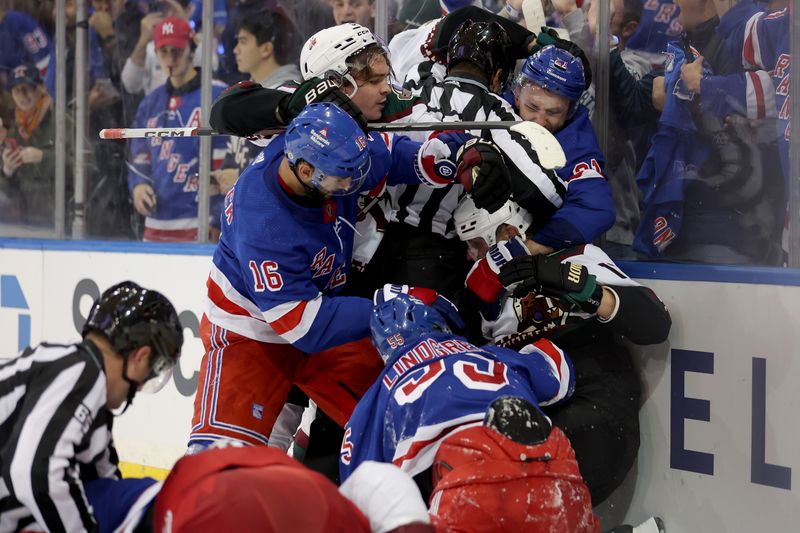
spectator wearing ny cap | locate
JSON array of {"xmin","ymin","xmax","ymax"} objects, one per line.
[
  {"xmin": 1, "ymin": 64, "xmax": 84, "ymax": 228},
  {"xmin": 152, "ymin": 15, "xmax": 196, "ymax": 81},
  {"xmin": 126, "ymin": 16, "xmax": 228, "ymax": 242},
  {"xmin": 121, "ymin": 0, "xmax": 218, "ymax": 96}
]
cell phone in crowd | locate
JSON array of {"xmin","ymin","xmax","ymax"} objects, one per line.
[{"xmin": 1, "ymin": 137, "xmax": 19, "ymax": 153}]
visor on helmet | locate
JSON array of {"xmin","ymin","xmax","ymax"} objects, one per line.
[
  {"xmin": 139, "ymin": 352, "xmax": 177, "ymax": 394},
  {"xmin": 309, "ymin": 157, "xmax": 371, "ymax": 196}
]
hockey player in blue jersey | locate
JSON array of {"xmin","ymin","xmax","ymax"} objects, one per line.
[
  {"xmin": 340, "ymin": 289, "xmax": 575, "ymax": 480},
  {"xmin": 127, "ymin": 16, "xmax": 228, "ymax": 242},
  {"xmin": 189, "ymin": 101, "xmax": 510, "ymax": 450},
  {"xmin": 340, "ymin": 292, "xmax": 599, "ymax": 532},
  {"xmin": 510, "ymin": 43, "xmax": 610, "ymax": 255}
]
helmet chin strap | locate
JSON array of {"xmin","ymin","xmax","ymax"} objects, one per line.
[
  {"xmin": 113, "ymin": 356, "xmax": 141, "ymax": 417},
  {"xmin": 289, "ymin": 162, "xmax": 327, "ymax": 203}
]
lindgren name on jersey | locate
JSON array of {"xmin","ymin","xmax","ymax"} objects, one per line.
[{"xmin": 381, "ymin": 336, "xmax": 479, "ymax": 390}]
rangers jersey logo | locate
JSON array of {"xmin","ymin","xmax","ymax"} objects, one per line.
[{"xmin": 311, "ymin": 247, "xmax": 335, "ymax": 278}]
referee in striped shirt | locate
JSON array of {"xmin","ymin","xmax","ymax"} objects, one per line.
[{"xmin": 0, "ymin": 281, "xmax": 183, "ymax": 533}]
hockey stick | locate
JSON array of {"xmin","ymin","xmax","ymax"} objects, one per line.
[
  {"xmin": 510, "ymin": 121, "xmax": 566, "ymax": 170},
  {"xmin": 104, "ymin": 121, "xmax": 566, "ymax": 170},
  {"xmin": 522, "ymin": 0, "xmax": 546, "ymax": 34},
  {"xmin": 98, "ymin": 120, "xmax": 524, "ymax": 140},
  {"xmin": 522, "ymin": 0, "xmax": 570, "ymax": 39}
]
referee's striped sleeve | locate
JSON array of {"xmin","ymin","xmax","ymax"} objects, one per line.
[{"xmin": 2, "ymin": 354, "xmax": 106, "ymax": 533}]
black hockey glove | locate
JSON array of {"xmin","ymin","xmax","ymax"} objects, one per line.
[
  {"xmin": 455, "ymin": 138, "xmax": 512, "ymax": 214},
  {"xmin": 279, "ymin": 78, "xmax": 369, "ymax": 130},
  {"xmin": 498, "ymin": 255, "xmax": 603, "ymax": 313}
]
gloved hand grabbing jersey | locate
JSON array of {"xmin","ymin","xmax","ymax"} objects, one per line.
[
  {"xmin": 280, "ymin": 78, "xmax": 369, "ymax": 130},
  {"xmin": 454, "ymin": 138, "xmax": 513, "ymax": 213},
  {"xmin": 373, "ymin": 283, "xmax": 465, "ymax": 331},
  {"xmin": 498, "ymin": 255, "xmax": 603, "ymax": 314},
  {"xmin": 422, "ymin": 133, "xmax": 512, "ymax": 213},
  {"xmin": 466, "ymin": 236, "xmax": 530, "ymax": 304}
]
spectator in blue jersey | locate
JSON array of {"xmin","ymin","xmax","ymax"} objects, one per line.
[
  {"xmin": 625, "ymin": 0, "xmax": 786, "ymax": 264},
  {"xmin": 189, "ymin": 100, "xmax": 512, "ymax": 452},
  {"xmin": 0, "ymin": 281, "xmax": 182, "ymax": 533},
  {"xmin": 213, "ymin": 7, "xmax": 302, "ymax": 195},
  {"xmin": 625, "ymin": 0, "xmax": 683, "ymax": 67},
  {"xmin": 127, "ymin": 15, "xmax": 228, "ymax": 242},
  {"xmin": 0, "ymin": 6, "xmax": 50, "ymax": 88},
  {"xmin": 340, "ymin": 292, "xmax": 600, "ymax": 532}
]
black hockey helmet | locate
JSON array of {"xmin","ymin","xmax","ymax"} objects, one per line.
[
  {"xmin": 447, "ymin": 20, "xmax": 514, "ymax": 86},
  {"xmin": 83, "ymin": 281, "xmax": 183, "ymax": 371}
]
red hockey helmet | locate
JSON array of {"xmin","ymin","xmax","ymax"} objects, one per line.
[
  {"xmin": 154, "ymin": 446, "xmax": 371, "ymax": 533},
  {"xmin": 429, "ymin": 425, "xmax": 599, "ymax": 533}
]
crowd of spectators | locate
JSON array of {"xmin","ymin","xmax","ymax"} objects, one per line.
[{"xmin": 0, "ymin": 0, "xmax": 791, "ymax": 266}]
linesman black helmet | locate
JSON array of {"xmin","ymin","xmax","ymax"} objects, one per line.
[
  {"xmin": 447, "ymin": 20, "xmax": 514, "ymax": 86},
  {"xmin": 83, "ymin": 281, "xmax": 183, "ymax": 370}
]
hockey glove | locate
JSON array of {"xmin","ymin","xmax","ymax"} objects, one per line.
[
  {"xmin": 280, "ymin": 78, "xmax": 369, "ymax": 130},
  {"xmin": 455, "ymin": 138, "xmax": 512, "ymax": 214},
  {"xmin": 373, "ymin": 283, "xmax": 465, "ymax": 331},
  {"xmin": 416, "ymin": 131, "xmax": 470, "ymax": 187},
  {"xmin": 533, "ymin": 27, "xmax": 560, "ymax": 52},
  {"xmin": 466, "ymin": 236, "xmax": 530, "ymax": 303},
  {"xmin": 498, "ymin": 255, "xmax": 603, "ymax": 313}
]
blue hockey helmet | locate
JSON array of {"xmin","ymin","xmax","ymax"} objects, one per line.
[
  {"xmin": 515, "ymin": 44, "xmax": 587, "ymax": 103},
  {"xmin": 284, "ymin": 102, "xmax": 371, "ymax": 196},
  {"xmin": 370, "ymin": 294, "xmax": 451, "ymax": 363}
]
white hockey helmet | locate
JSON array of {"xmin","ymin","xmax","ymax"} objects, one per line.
[
  {"xmin": 454, "ymin": 196, "xmax": 533, "ymax": 246},
  {"xmin": 300, "ymin": 23, "xmax": 378, "ymax": 81}
]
